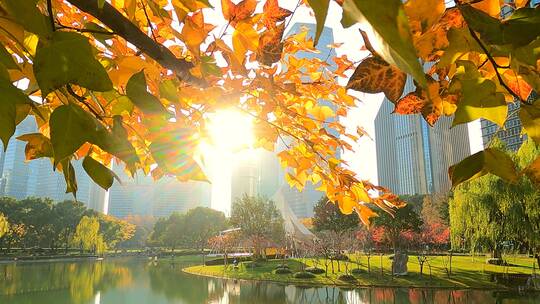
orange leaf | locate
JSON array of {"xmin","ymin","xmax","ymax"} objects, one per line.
[
  {"xmin": 221, "ymin": 0, "xmax": 257, "ymax": 26},
  {"xmin": 256, "ymin": 23, "xmax": 285, "ymax": 66},
  {"xmin": 262, "ymin": 0, "xmax": 292, "ymax": 28},
  {"xmin": 346, "ymin": 56, "xmax": 406, "ymax": 103}
]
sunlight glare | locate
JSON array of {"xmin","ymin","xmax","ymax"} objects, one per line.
[{"xmin": 207, "ymin": 110, "xmax": 254, "ymax": 151}]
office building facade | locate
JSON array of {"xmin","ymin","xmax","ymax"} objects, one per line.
[{"xmin": 375, "ymin": 78, "xmax": 471, "ymax": 195}]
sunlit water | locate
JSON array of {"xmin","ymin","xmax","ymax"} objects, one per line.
[{"xmin": 1, "ymin": 258, "xmax": 539, "ymax": 303}]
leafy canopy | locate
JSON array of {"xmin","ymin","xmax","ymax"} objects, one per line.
[{"xmin": 0, "ymin": 0, "xmax": 539, "ymax": 224}]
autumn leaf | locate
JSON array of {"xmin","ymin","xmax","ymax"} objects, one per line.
[
  {"xmin": 341, "ymin": 0, "xmax": 427, "ymax": 88},
  {"xmin": 404, "ymin": 0, "xmax": 445, "ymax": 32},
  {"xmin": 256, "ymin": 23, "xmax": 285, "ymax": 66},
  {"xmin": 346, "ymin": 56, "xmax": 406, "ymax": 103},
  {"xmin": 232, "ymin": 22, "xmax": 259, "ymax": 64},
  {"xmin": 180, "ymin": 11, "xmax": 215, "ymax": 56},
  {"xmin": 262, "ymin": 0, "xmax": 292, "ymax": 28},
  {"xmin": 221, "ymin": 0, "xmax": 257, "ymax": 26},
  {"xmin": 16, "ymin": 133, "xmax": 53, "ymax": 160}
]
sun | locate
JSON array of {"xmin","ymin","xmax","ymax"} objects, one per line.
[
  {"xmin": 207, "ymin": 110, "xmax": 254, "ymax": 151},
  {"xmin": 198, "ymin": 109, "xmax": 255, "ymax": 217}
]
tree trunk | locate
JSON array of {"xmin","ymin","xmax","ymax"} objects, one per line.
[{"xmin": 492, "ymin": 247, "xmax": 501, "ymax": 259}]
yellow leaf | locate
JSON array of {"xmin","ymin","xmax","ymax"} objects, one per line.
[{"xmin": 232, "ymin": 22, "xmax": 259, "ymax": 64}]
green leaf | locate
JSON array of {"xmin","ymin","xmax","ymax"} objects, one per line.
[
  {"xmin": 439, "ymin": 28, "xmax": 482, "ymax": 66},
  {"xmin": 519, "ymin": 103, "xmax": 540, "ymax": 144},
  {"xmin": 126, "ymin": 70, "xmax": 170, "ymax": 116},
  {"xmin": 94, "ymin": 115, "xmax": 139, "ymax": 174},
  {"xmin": 461, "ymin": 5, "xmax": 540, "ymax": 47},
  {"xmin": 82, "ymin": 156, "xmax": 118, "ymax": 190},
  {"xmin": 0, "ymin": 78, "xmax": 33, "ymax": 150},
  {"xmin": 449, "ymin": 148, "xmax": 519, "ymax": 188},
  {"xmin": 98, "ymin": 0, "xmax": 106, "ymax": 9},
  {"xmin": 341, "ymin": 0, "xmax": 426, "ymax": 88},
  {"xmin": 34, "ymin": 31, "xmax": 113, "ymax": 96},
  {"xmin": 159, "ymin": 79, "xmax": 179, "ymax": 103},
  {"xmin": 306, "ymin": 0, "xmax": 330, "ymax": 46},
  {"xmin": 49, "ymin": 104, "xmax": 97, "ymax": 165},
  {"xmin": 0, "ymin": 44, "xmax": 18, "ymax": 69},
  {"xmin": 59, "ymin": 159, "xmax": 77, "ymax": 195},
  {"xmin": 200, "ymin": 56, "xmax": 221, "ymax": 78},
  {"xmin": 512, "ymin": 37, "xmax": 540, "ymax": 67},
  {"xmin": 16, "ymin": 133, "xmax": 53, "ymax": 160},
  {"xmin": 84, "ymin": 22, "xmax": 114, "ymax": 45},
  {"xmin": 450, "ymin": 61, "xmax": 507, "ymax": 127},
  {"xmin": 1, "ymin": 0, "xmax": 52, "ymax": 38}
]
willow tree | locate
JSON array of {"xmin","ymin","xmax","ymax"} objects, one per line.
[
  {"xmin": 450, "ymin": 139, "xmax": 540, "ymax": 261},
  {"xmin": 0, "ymin": 0, "xmax": 538, "ymax": 223}
]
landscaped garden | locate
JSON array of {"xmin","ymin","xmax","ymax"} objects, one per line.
[{"xmin": 184, "ymin": 255, "xmax": 538, "ymax": 289}]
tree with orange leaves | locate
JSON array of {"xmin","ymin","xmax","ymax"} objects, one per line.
[{"xmin": 0, "ymin": 0, "xmax": 538, "ymax": 226}]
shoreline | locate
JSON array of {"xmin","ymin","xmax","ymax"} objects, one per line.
[
  {"xmin": 0, "ymin": 256, "xmax": 104, "ymax": 265},
  {"xmin": 182, "ymin": 266, "xmax": 528, "ymax": 292}
]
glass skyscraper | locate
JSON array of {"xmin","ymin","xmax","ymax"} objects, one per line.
[
  {"xmin": 375, "ymin": 78, "xmax": 472, "ymax": 195},
  {"xmin": 0, "ymin": 117, "xmax": 107, "ymax": 211}
]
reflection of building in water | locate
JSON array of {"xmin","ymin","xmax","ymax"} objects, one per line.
[{"xmin": 108, "ymin": 164, "xmax": 210, "ymax": 218}]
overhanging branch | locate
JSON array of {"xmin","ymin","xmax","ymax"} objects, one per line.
[{"xmin": 66, "ymin": 0, "xmax": 207, "ymax": 87}]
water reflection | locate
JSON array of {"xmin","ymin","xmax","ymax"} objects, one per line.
[{"xmin": 1, "ymin": 259, "xmax": 538, "ymax": 304}]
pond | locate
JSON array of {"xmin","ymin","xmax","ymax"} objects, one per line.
[{"xmin": 0, "ymin": 258, "xmax": 538, "ymax": 304}]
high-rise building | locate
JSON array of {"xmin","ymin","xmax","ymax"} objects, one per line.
[
  {"xmin": 374, "ymin": 78, "xmax": 471, "ymax": 195},
  {"xmin": 0, "ymin": 117, "xmax": 107, "ymax": 211},
  {"xmin": 107, "ymin": 164, "xmax": 211, "ymax": 218},
  {"xmin": 0, "ymin": 117, "xmax": 35, "ymax": 199},
  {"xmin": 479, "ymin": 0, "xmax": 538, "ymax": 151}
]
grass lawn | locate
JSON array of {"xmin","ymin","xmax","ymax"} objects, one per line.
[{"xmin": 183, "ymin": 254, "xmax": 538, "ymax": 289}]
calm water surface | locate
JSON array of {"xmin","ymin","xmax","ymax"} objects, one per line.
[{"xmin": 1, "ymin": 258, "xmax": 539, "ymax": 304}]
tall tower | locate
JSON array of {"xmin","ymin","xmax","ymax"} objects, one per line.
[
  {"xmin": 0, "ymin": 117, "xmax": 35, "ymax": 199},
  {"xmin": 374, "ymin": 77, "xmax": 471, "ymax": 195},
  {"xmin": 479, "ymin": 0, "xmax": 539, "ymax": 151}
]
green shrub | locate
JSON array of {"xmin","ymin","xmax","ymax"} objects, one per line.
[
  {"xmin": 274, "ymin": 268, "xmax": 293, "ymax": 274},
  {"xmin": 293, "ymin": 271, "xmax": 316, "ymax": 279},
  {"xmin": 244, "ymin": 261, "xmax": 260, "ymax": 268},
  {"xmin": 486, "ymin": 258, "xmax": 506, "ymax": 265},
  {"xmin": 305, "ymin": 267, "xmax": 325, "ymax": 274},
  {"xmin": 351, "ymin": 268, "xmax": 365, "ymax": 275},
  {"xmin": 338, "ymin": 274, "xmax": 356, "ymax": 282}
]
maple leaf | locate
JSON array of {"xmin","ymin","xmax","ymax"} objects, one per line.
[
  {"xmin": 346, "ymin": 56, "xmax": 406, "ymax": 103},
  {"xmin": 256, "ymin": 23, "xmax": 285, "ymax": 66},
  {"xmin": 221, "ymin": 0, "xmax": 257, "ymax": 27},
  {"xmin": 180, "ymin": 11, "xmax": 215, "ymax": 57},
  {"xmin": 262, "ymin": 0, "xmax": 292, "ymax": 29}
]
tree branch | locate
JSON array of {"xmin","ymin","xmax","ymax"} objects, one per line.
[
  {"xmin": 66, "ymin": 0, "xmax": 207, "ymax": 87},
  {"xmin": 46, "ymin": 0, "xmax": 56, "ymax": 32},
  {"xmin": 467, "ymin": 27, "xmax": 527, "ymax": 104}
]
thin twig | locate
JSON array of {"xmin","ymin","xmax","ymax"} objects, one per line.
[
  {"xmin": 66, "ymin": 85, "xmax": 104, "ymax": 119},
  {"xmin": 467, "ymin": 25, "xmax": 527, "ymax": 104},
  {"xmin": 57, "ymin": 22, "xmax": 117, "ymax": 35},
  {"xmin": 141, "ymin": 0, "xmax": 158, "ymax": 42},
  {"xmin": 46, "ymin": 0, "xmax": 56, "ymax": 32}
]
